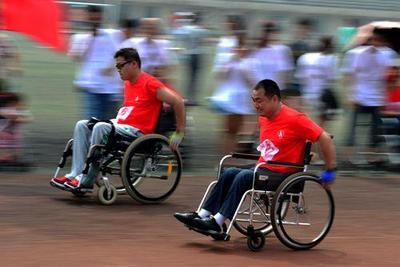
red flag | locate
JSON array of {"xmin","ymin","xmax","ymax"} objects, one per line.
[{"xmin": 2, "ymin": 0, "xmax": 67, "ymax": 52}]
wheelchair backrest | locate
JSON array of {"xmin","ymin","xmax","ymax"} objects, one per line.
[
  {"xmin": 303, "ymin": 141, "xmax": 312, "ymax": 165},
  {"xmin": 154, "ymin": 104, "xmax": 176, "ymax": 135}
]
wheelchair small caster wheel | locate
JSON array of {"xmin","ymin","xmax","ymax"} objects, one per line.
[
  {"xmin": 247, "ymin": 234, "xmax": 265, "ymax": 252},
  {"xmin": 98, "ymin": 185, "xmax": 117, "ymax": 205}
]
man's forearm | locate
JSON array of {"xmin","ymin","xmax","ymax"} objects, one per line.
[
  {"xmin": 318, "ymin": 132, "xmax": 336, "ymax": 170},
  {"xmin": 173, "ymin": 101, "xmax": 186, "ymax": 134}
]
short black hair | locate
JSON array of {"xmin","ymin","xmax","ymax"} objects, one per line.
[
  {"xmin": 0, "ymin": 92, "xmax": 21, "ymax": 107},
  {"xmin": 87, "ymin": 5, "xmax": 102, "ymax": 14},
  {"xmin": 319, "ymin": 36, "xmax": 334, "ymax": 53},
  {"xmin": 372, "ymin": 27, "xmax": 390, "ymax": 41},
  {"xmin": 297, "ymin": 18, "xmax": 313, "ymax": 28},
  {"xmin": 226, "ymin": 15, "xmax": 246, "ymax": 31},
  {"xmin": 192, "ymin": 12, "xmax": 202, "ymax": 24},
  {"xmin": 263, "ymin": 21, "xmax": 279, "ymax": 33},
  {"xmin": 120, "ymin": 18, "xmax": 140, "ymax": 29},
  {"xmin": 114, "ymin": 48, "xmax": 141, "ymax": 69},
  {"xmin": 254, "ymin": 79, "xmax": 281, "ymax": 100}
]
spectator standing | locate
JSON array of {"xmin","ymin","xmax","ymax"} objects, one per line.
[
  {"xmin": 0, "ymin": 31, "xmax": 21, "ymax": 92},
  {"xmin": 295, "ymin": 37, "xmax": 339, "ymax": 127},
  {"xmin": 342, "ymin": 28, "xmax": 397, "ymax": 163},
  {"xmin": 248, "ymin": 22, "xmax": 294, "ymax": 91},
  {"xmin": 133, "ymin": 18, "xmax": 177, "ymax": 80},
  {"xmin": 0, "ymin": 92, "xmax": 33, "ymax": 166},
  {"xmin": 210, "ymin": 15, "xmax": 255, "ymax": 154},
  {"xmin": 178, "ymin": 12, "xmax": 209, "ymax": 106},
  {"xmin": 68, "ymin": 5, "xmax": 121, "ymax": 120}
]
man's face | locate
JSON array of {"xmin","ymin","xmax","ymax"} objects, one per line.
[
  {"xmin": 115, "ymin": 56, "xmax": 136, "ymax": 81},
  {"xmin": 251, "ymin": 89, "xmax": 279, "ymax": 118},
  {"xmin": 88, "ymin": 11, "xmax": 102, "ymax": 29},
  {"xmin": 142, "ymin": 20, "xmax": 158, "ymax": 38},
  {"xmin": 296, "ymin": 25, "xmax": 311, "ymax": 39},
  {"xmin": 123, "ymin": 28, "xmax": 134, "ymax": 39}
]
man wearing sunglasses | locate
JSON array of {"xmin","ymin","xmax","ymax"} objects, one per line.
[{"xmin": 51, "ymin": 48, "xmax": 185, "ymax": 191}]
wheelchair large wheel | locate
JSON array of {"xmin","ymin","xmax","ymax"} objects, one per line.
[
  {"xmin": 271, "ymin": 172, "xmax": 335, "ymax": 250},
  {"xmin": 121, "ymin": 134, "xmax": 182, "ymax": 204}
]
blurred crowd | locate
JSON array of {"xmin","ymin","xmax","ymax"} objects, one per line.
[
  {"xmin": 0, "ymin": 32, "xmax": 32, "ymax": 167},
  {"xmin": 1, "ymin": 4, "xmax": 400, "ymax": 171}
]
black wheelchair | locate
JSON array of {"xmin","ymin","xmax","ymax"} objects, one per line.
[
  {"xmin": 52, "ymin": 105, "xmax": 183, "ymax": 205},
  {"xmin": 190, "ymin": 142, "xmax": 335, "ymax": 251}
]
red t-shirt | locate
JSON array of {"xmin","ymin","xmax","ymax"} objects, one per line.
[
  {"xmin": 257, "ymin": 105, "xmax": 323, "ymax": 173},
  {"xmin": 116, "ymin": 72, "xmax": 165, "ymax": 134},
  {"xmin": 386, "ymin": 66, "xmax": 400, "ymax": 103},
  {"xmin": 388, "ymin": 88, "xmax": 400, "ymax": 103}
]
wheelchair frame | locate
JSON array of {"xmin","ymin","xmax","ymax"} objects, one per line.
[{"xmin": 192, "ymin": 142, "xmax": 335, "ymax": 251}]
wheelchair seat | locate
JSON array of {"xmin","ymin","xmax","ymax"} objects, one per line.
[{"xmin": 255, "ymin": 171, "xmax": 296, "ymax": 191}]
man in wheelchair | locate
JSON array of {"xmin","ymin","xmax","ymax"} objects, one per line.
[
  {"xmin": 174, "ymin": 79, "xmax": 336, "ymax": 236},
  {"xmin": 50, "ymin": 48, "xmax": 185, "ymax": 192}
]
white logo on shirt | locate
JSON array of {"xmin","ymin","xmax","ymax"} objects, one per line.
[
  {"xmin": 135, "ymin": 96, "xmax": 139, "ymax": 102},
  {"xmin": 278, "ymin": 130, "xmax": 284, "ymax": 139},
  {"xmin": 257, "ymin": 139, "xmax": 279, "ymax": 161},
  {"xmin": 117, "ymin": 106, "xmax": 134, "ymax": 120}
]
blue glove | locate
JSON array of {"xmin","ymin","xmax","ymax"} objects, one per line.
[{"xmin": 320, "ymin": 169, "xmax": 336, "ymax": 183}]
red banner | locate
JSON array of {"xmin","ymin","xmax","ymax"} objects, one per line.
[{"xmin": 2, "ymin": 0, "xmax": 67, "ymax": 52}]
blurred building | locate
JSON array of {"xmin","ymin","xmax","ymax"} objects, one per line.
[{"xmin": 61, "ymin": 0, "xmax": 400, "ymax": 42}]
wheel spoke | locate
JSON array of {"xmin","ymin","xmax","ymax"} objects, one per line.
[
  {"xmin": 271, "ymin": 173, "xmax": 335, "ymax": 250},
  {"xmin": 121, "ymin": 135, "xmax": 182, "ymax": 204}
]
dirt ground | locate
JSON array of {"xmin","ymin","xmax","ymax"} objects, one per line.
[{"xmin": 0, "ymin": 172, "xmax": 399, "ymax": 267}]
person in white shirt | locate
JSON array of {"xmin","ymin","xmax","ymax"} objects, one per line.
[
  {"xmin": 248, "ymin": 22, "xmax": 294, "ymax": 91},
  {"xmin": 210, "ymin": 16, "xmax": 255, "ymax": 154},
  {"xmin": 213, "ymin": 15, "xmax": 244, "ymax": 73},
  {"xmin": 296, "ymin": 37, "xmax": 339, "ymax": 127},
  {"xmin": 69, "ymin": 6, "xmax": 121, "ymax": 120},
  {"xmin": 132, "ymin": 18, "xmax": 176, "ymax": 81},
  {"xmin": 342, "ymin": 28, "xmax": 397, "ymax": 158},
  {"xmin": 178, "ymin": 12, "xmax": 209, "ymax": 106}
]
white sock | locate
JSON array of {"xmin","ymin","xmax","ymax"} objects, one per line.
[
  {"xmin": 198, "ymin": 209, "xmax": 211, "ymax": 219},
  {"xmin": 213, "ymin": 213, "xmax": 226, "ymax": 226}
]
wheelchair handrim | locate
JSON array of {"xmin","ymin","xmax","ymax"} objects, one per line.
[
  {"xmin": 271, "ymin": 173, "xmax": 335, "ymax": 250},
  {"xmin": 121, "ymin": 134, "xmax": 182, "ymax": 204}
]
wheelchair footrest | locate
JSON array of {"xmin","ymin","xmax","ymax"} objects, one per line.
[
  {"xmin": 186, "ymin": 225, "xmax": 230, "ymax": 241},
  {"xmin": 50, "ymin": 181, "xmax": 68, "ymax": 191},
  {"xmin": 65, "ymin": 187, "xmax": 94, "ymax": 193}
]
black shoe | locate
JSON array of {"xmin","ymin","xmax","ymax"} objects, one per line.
[
  {"xmin": 192, "ymin": 217, "xmax": 222, "ymax": 233},
  {"xmin": 174, "ymin": 212, "xmax": 200, "ymax": 226}
]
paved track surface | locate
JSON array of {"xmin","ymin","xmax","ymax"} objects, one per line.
[{"xmin": 1, "ymin": 172, "xmax": 399, "ymax": 267}]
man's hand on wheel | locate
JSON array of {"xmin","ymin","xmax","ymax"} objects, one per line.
[
  {"xmin": 320, "ymin": 169, "xmax": 336, "ymax": 189},
  {"xmin": 169, "ymin": 131, "xmax": 184, "ymax": 151}
]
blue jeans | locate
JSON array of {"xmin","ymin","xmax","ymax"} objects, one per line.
[
  {"xmin": 203, "ymin": 167, "xmax": 281, "ymax": 220},
  {"xmin": 66, "ymin": 120, "xmax": 143, "ymax": 186},
  {"xmin": 346, "ymin": 104, "xmax": 381, "ymax": 148},
  {"xmin": 83, "ymin": 91, "xmax": 118, "ymax": 120}
]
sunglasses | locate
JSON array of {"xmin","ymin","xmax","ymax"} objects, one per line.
[{"xmin": 115, "ymin": 60, "xmax": 132, "ymax": 70}]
